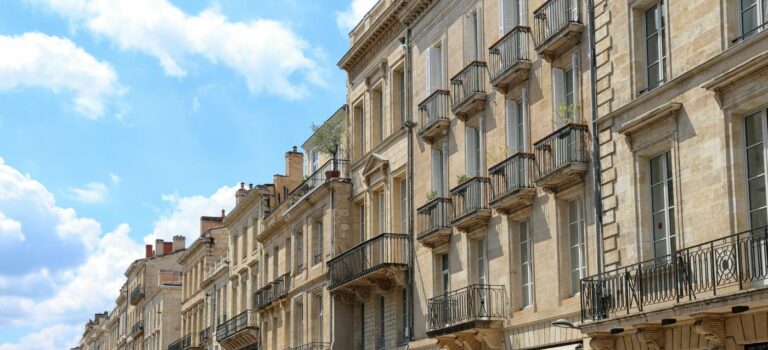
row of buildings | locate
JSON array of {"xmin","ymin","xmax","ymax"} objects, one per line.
[{"xmin": 78, "ymin": 0, "xmax": 768, "ymax": 349}]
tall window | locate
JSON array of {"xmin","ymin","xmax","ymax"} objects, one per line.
[
  {"xmin": 650, "ymin": 152, "xmax": 676, "ymax": 258},
  {"xmin": 568, "ymin": 198, "xmax": 585, "ymax": 295},
  {"xmin": 440, "ymin": 253, "xmax": 450, "ymax": 293},
  {"xmin": 519, "ymin": 220, "xmax": 533, "ymax": 308},
  {"xmin": 377, "ymin": 295, "xmax": 385, "ymax": 350},
  {"xmin": 431, "ymin": 148, "xmax": 445, "ymax": 195},
  {"xmin": 476, "ymin": 238, "xmax": 488, "ymax": 284},
  {"xmin": 358, "ymin": 203, "xmax": 366, "ymax": 242},
  {"xmin": 506, "ymin": 99, "xmax": 526, "ymax": 153},
  {"xmin": 500, "ymin": 0, "xmax": 521, "ymax": 34},
  {"xmin": 310, "ymin": 150, "xmax": 319, "ymax": 173},
  {"xmin": 553, "ymin": 65, "xmax": 576, "ymax": 124},
  {"xmin": 375, "ymin": 191, "xmax": 386, "ymax": 235},
  {"xmin": 399, "ymin": 287, "xmax": 408, "ymax": 345},
  {"xmin": 373, "ymin": 87, "xmax": 384, "ymax": 144},
  {"xmin": 354, "ymin": 103, "xmax": 365, "ymax": 160},
  {"xmin": 295, "ymin": 298, "xmax": 304, "ymax": 346},
  {"xmin": 360, "ymin": 303, "xmax": 366, "ymax": 350},
  {"xmin": 314, "ymin": 294, "xmax": 323, "ymax": 341},
  {"xmin": 399, "ymin": 179, "xmax": 408, "ymax": 232},
  {"xmin": 740, "ymin": 0, "xmax": 768, "ymax": 38},
  {"xmin": 312, "ymin": 219, "xmax": 323, "ymax": 265},
  {"xmin": 645, "ymin": 1, "xmax": 667, "ymax": 90},
  {"xmin": 427, "ymin": 42, "xmax": 444, "ymax": 93},
  {"xmin": 466, "ymin": 126, "xmax": 482, "ymax": 176},
  {"xmin": 745, "ymin": 110, "xmax": 768, "ymax": 228},
  {"xmin": 393, "ymin": 68, "xmax": 405, "ymax": 128},
  {"xmin": 296, "ymin": 231, "xmax": 304, "ymax": 270},
  {"xmin": 273, "ymin": 246, "xmax": 279, "ymax": 279},
  {"xmin": 464, "ymin": 7, "xmax": 483, "ymax": 62}
]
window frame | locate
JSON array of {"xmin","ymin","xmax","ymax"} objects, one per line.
[
  {"xmin": 649, "ymin": 151, "xmax": 676, "ymax": 259},
  {"xmin": 519, "ymin": 220, "xmax": 534, "ymax": 308},
  {"xmin": 567, "ymin": 197, "xmax": 586, "ymax": 296},
  {"xmin": 643, "ymin": 0, "xmax": 667, "ymax": 91},
  {"xmin": 745, "ymin": 108, "xmax": 768, "ymax": 229}
]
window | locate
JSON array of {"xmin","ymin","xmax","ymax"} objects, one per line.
[
  {"xmin": 426, "ymin": 42, "xmax": 444, "ymax": 93},
  {"xmin": 294, "ymin": 298, "xmax": 304, "ymax": 346},
  {"xmin": 359, "ymin": 303, "xmax": 366, "ymax": 350},
  {"xmin": 354, "ymin": 102, "xmax": 365, "ymax": 160},
  {"xmin": 296, "ymin": 231, "xmax": 304, "ymax": 270},
  {"xmin": 466, "ymin": 126, "xmax": 482, "ymax": 176},
  {"xmin": 644, "ymin": 1, "xmax": 667, "ymax": 90},
  {"xmin": 740, "ymin": 0, "xmax": 768, "ymax": 39},
  {"xmin": 358, "ymin": 203, "xmax": 366, "ymax": 242},
  {"xmin": 650, "ymin": 152, "xmax": 676, "ymax": 258},
  {"xmin": 500, "ymin": 0, "xmax": 521, "ymax": 34},
  {"xmin": 393, "ymin": 68, "xmax": 405, "ymax": 128},
  {"xmin": 312, "ymin": 218, "xmax": 323, "ymax": 265},
  {"xmin": 399, "ymin": 288, "xmax": 408, "ymax": 345},
  {"xmin": 464, "ymin": 7, "xmax": 483, "ymax": 62},
  {"xmin": 476, "ymin": 238, "xmax": 488, "ymax": 284},
  {"xmin": 399, "ymin": 179, "xmax": 408, "ymax": 232},
  {"xmin": 376, "ymin": 191, "xmax": 386, "ymax": 235},
  {"xmin": 310, "ymin": 150, "xmax": 319, "ymax": 173},
  {"xmin": 567, "ymin": 198, "xmax": 585, "ymax": 295},
  {"xmin": 746, "ymin": 110, "xmax": 768, "ymax": 228},
  {"xmin": 519, "ymin": 220, "xmax": 533, "ymax": 308},
  {"xmin": 377, "ymin": 295, "xmax": 385, "ymax": 350},
  {"xmin": 440, "ymin": 253, "xmax": 450, "ymax": 293},
  {"xmin": 273, "ymin": 246, "xmax": 279, "ymax": 279},
  {"xmin": 314, "ymin": 294, "xmax": 323, "ymax": 341},
  {"xmin": 431, "ymin": 148, "xmax": 445, "ymax": 195},
  {"xmin": 553, "ymin": 53, "xmax": 579, "ymax": 125},
  {"xmin": 373, "ymin": 86, "xmax": 384, "ymax": 144},
  {"xmin": 506, "ymin": 99, "xmax": 526, "ymax": 154}
]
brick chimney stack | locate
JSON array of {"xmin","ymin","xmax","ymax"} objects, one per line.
[
  {"xmin": 221, "ymin": 209, "xmax": 226, "ymax": 219},
  {"xmin": 155, "ymin": 239, "xmax": 164, "ymax": 257},
  {"xmin": 235, "ymin": 182, "xmax": 247, "ymax": 204},
  {"xmin": 285, "ymin": 146, "xmax": 303, "ymax": 180},
  {"xmin": 172, "ymin": 235, "xmax": 185, "ymax": 252},
  {"xmin": 145, "ymin": 244, "xmax": 153, "ymax": 258}
]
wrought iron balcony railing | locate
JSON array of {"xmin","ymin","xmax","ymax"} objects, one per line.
[
  {"xmin": 287, "ymin": 342, "xmax": 332, "ymax": 350},
  {"xmin": 418, "ymin": 90, "xmax": 451, "ymax": 141},
  {"xmin": 289, "ymin": 159, "xmax": 349, "ymax": 206},
  {"xmin": 534, "ymin": 123, "xmax": 589, "ymax": 181},
  {"xmin": 449, "ymin": 61, "xmax": 487, "ymax": 117},
  {"xmin": 168, "ymin": 334, "xmax": 191, "ymax": 350},
  {"xmin": 427, "ymin": 284, "xmax": 508, "ymax": 334},
  {"xmin": 489, "ymin": 153, "xmax": 535, "ymax": 202},
  {"xmin": 533, "ymin": 0, "xmax": 581, "ymax": 47},
  {"xmin": 450, "ymin": 177, "xmax": 491, "ymax": 223},
  {"xmin": 328, "ymin": 233, "xmax": 410, "ymax": 290},
  {"xmin": 216, "ymin": 310, "xmax": 258, "ymax": 342},
  {"xmin": 416, "ymin": 197, "xmax": 452, "ymax": 242},
  {"xmin": 254, "ymin": 273, "xmax": 291, "ymax": 310},
  {"xmin": 581, "ymin": 226, "xmax": 768, "ymax": 322},
  {"xmin": 489, "ymin": 26, "xmax": 532, "ymax": 88},
  {"xmin": 129, "ymin": 285, "xmax": 144, "ymax": 305},
  {"xmin": 131, "ymin": 320, "xmax": 143, "ymax": 337},
  {"xmin": 199, "ymin": 326, "xmax": 211, "ymax": 345}
]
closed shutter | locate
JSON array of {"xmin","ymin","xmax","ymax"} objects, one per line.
[
  {"xmin": 464, "ymin": 13, "xmax": 476, "ymax": 63},
  {"xmin": 505, "ymin": 99, "xmax": 517, "ymax": 155},
  {"xmin": 466, "ymin": 126, "xmax": 478, "ymax": 176},
  {"xmin": 500, "ymin": 0, "xmax": 519, "ymax": 34},
  {"xmin": 428, "ymin": 44, "xmax": 444, "ymax": 92},
  {"xmin": 432, "ymin": 149, "xmax": 443, "ymax": 194},
  {"xmin": 552, "ymin": 68, "xmax": 566, "ymax": 127},
  {"xmin": 426, "ymin": 47, "xmax": 432, "ymax": 94},
  {"xmin": 571, "ymin": 51, "xmax": 581, "ymax": 122}
]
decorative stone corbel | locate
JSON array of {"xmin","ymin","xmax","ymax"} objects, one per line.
[
  {"xmin": 370, "ymin": 277, "xmax": 394, "ymax": 291},
  {"xmin": 386, "ymin": 269, "xmax": 406, "ymax": 287},
  {"xmin": 436, "ymin": 337, "xmax": 462, "ymax": 350},
  {"xmin": 476, "ymin": 329, "xmax": 504, "ymax": 349},
  {"xmin": 636, "ymin": 325, "xmax": 664, "ymax": 350},
  {"xmin": 456, "ymin": 333, "xmax": 481, "ymax": 350},
  {"xmin": 353, "ymin": 285, "xmax": 371, "ymax": 300},
  {"xmin": 589, "ymin": 333, "xmax": 615, "ymax": 350},
  {"xmin": 693, "ymin": 315, "xmax": 725, "ymax": 350}
]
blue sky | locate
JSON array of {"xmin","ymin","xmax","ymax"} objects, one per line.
[{"xmin": 0, "ymin": 0, "xmax": 375, "ymax": 348}]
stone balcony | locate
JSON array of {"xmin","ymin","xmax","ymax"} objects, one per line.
[
  {"xmin": 450, "ymin": 177, "xmax": 491, "ymax": 234},
  {"xmin": 168, "ymin": 334, "xmax": 202, "ymax": 350},
  {"xmin": 426, "ymin": 284, "xmax": 508, "ymax": 348},
  {"xmin": 254, "ymin": 273, "xmax": 291, "ymax": 311},
  {"xmin": 489, "ymin": 26, "xmax": 532, "ymax": 93},
  {"xmin": 533, "ymin": 123, "xmax": 589, "ymax": 193},
  {"xmin": 216, "ymin": 310, "xmax": 259, "ymax": 350},
  {"xmin": 417, "ymin": 197, "xmax": 453, "ymax": 248},
  {"xmin": 129, "ymin": 285, "xmax": 144, "ymax": 306},
  {"xmin": 532, "ymin": 0, "xmax": 584, "ymax": 62},
  {"xmin": 450, "ymin": 61, "xmax": 488, "ymax": 121},
  {"xmin": 130, "ymin": 320, "xmax": 143, "ymax": 338},
  {"xmin": 418, "ymin": 89, "xmax": 451, "ymax": 144},
  {"xmin": 488, "ymin": 153, "xmax": 536, "ymax": 217}
]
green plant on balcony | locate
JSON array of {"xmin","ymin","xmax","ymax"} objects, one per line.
[
  {"xmin": 552, "ymin": 102, "xmax": 581, "ymax": 128},
  {"xmin": 426, "ymin": 191, "xmax": 438, "ymax": 201},
  {"xmin": 456, "ymin": 174, "xmax": 469, "ymax": 184},
  {"xmin": 311, "ymin": 116, "xmax": 344, "ymax": 178},
  {"xmin": 486, "ymin": 144, "xmax": 510, "ymax": 167}
]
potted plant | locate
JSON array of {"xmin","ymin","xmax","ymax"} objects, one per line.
[
  {"xmin": 552, "ymin": 102, "xmax": 581, "ymax": 138},
  {"xmin": 311, "ymin": 116, "xmax": 345, "ymax": 179},
  {"xmin": 426, "ymin": 191, "xmax": 438, "ymax": 201},
  {"xmin": 457, "ymin": 174, "xmax": 470, "ymax": 184}
]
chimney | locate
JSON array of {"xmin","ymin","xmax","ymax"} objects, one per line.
[
  {"xmin": 248, "ymin": 183, "xmax": 253, "ymax": 190},
  {"xmin": 172, "ymin": 235, "xmax": 186, "ymax": 252},
  {"xmin": 221, "ymin": 209, "xmax": 226, "ymax": 219},
  {"xmin": 200, "ymin": 215, "xmax": 224, "ymax": 234},
  {"xmin": 155, "ymin": 239, "xmax": 164, "ymax": 257},
  {"xmin": 235, "ymin": 182, "xmax": 248, "ymax": 205},
  {"xmin": 163, "ymin": 242, "xmax": 173, "ymax": 255},
  {"xmin": 145, "ymin": 244, "xmax": 153, "ymax": 258},
  {"xmin": 285, "ymin": 146, "xmax": 304, "ymax": 180}
]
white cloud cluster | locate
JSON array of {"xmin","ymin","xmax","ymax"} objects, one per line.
[
  {"xmin": 0, "ymin": 324, "xmax": 82, "ymax": 350},
  {"xmin": 35, "ymin": 0, "xmax": 321, "ymax": 98},
  {"xmin": 65, "ymin": 182, "xmax": 109, "ymax": 204},
  {"xmin": 0, "ymin": 212, "xmax": 24, "ymax": 242},
  {"xmin": 0, "ymin": 32, "xmax": 122, "ymax": 119},
  {"xmin": 336, "ymin": 0, "xmax": 378, "ymax": 33}
]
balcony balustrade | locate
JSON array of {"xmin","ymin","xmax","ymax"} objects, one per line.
[
  {"xmin": 532, "ymin": 0, "xmax": 583, "ymax": 61},
  {"xmin": 286, "ymin": 342, "xmax": 332, "ymax": 350},
  {"xmin": 450, "ymin": 177, "xmax": 491, "ymax": 233},
  {"xmin": 131, "ymin": 320, "xmax": 144, "ymax": 337},
  {"xmin": 199, "ymin": 326, "xmax": 211, "ymax": 345},
  {"xmin": 533, "ymin": 123, "xmax": 589, "ymax": 193},
  {"xmin": 418, "ymin": 90, "xmax": 451, "ymax": 144},
  {"xmin": 204, "ymin": 251, "xmax": 228, "ymax": 282},
  {"xmin": 488, "ymin": 153, "xmax": 536, "ymax": 216},
  {"xmin": 417, "ymin": 197, "xmax": 453, "ymax": 248},
  {"xmin": 216, "ymin": 310, "xmax": 259, "ymax": 350},
  {"xmin": 450, "ymin": 61, "xmax": 488, "ymax": 119},
  {"xmin": 489, "ymin": 26, "xmax": 532, "ymax": 92},
  {"xmin": 254, "ymin": 273, "xmax": 291, "ymax": 311},
  {"xmin": 289, "ymin": 159, "xmax": 349, "ymax": 206},
  {"xmin": 328, "ymin": 233, "xmax": 409, "ymax": 293},
  {"xmin": 129, "ymin": 285, "xmax": 144, "ymax": 305},
  {"xmin": 168, "ymin": 334, "xmax": 192, "ymax": 350},
  {"xmin": 581, "ymin": 226, "xmax": 768, "ymax": 323},
  {"xmin": 426, "ymin": 284, "xmax": 508, "ymax": 337}
]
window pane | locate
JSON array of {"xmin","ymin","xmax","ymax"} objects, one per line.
[
  {"xmin": 654, "ymin": 240, "xmax": 669, "ymax": 257},
  {"xmin": 647, "ymin": 63, "xmax": 660, "ymax": 89},
  {"xmin": 743, "ymin": 6, "xmax": 759, "ymax": 34},
  {"xmin": 646, "ymin": 5, "xmax": 658, "ymax": 33},
  {"xmin": 667, "ymin": 179, "xmax": 674, "ymax": 206},
  {"xmin": 521, "ymin": 287, "xmax": 530, "ymax": 307},
  {"xmin": 650, "ymin": 155, "xmax": 663, "ymax": 184},
  {"xmin": 521, "ymin": 263, "xmax": 529, "ymax": 282},
  {"xmin": 570, "ymin": 246, "xmax": 580, "ymax": 270},
  {"xmin": 653, "ymin": 212, "xmax": 667, "ymax": 241},
  {"xmin": 646, "ymin": 33, "xmax": 659, "ymax": 64},
  {"xmin": 745, "ymin": 113, "xmax": 764, "ymax": 147},
  {"xmin": 742, "ymin": 0, "xmax": 757, "ymax": 9},
  {"xmin": 751, "ymin": 209, "xmax": 768, "ymax": 228},
  {"xmin": 749, "ymin": 176, "xmax": 767, "ymax": 209},
  {"xmin": 651, "ymin": 185, "xmax": 664, "ymax": 212}
]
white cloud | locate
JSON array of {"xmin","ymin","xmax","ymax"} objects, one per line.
[
  {"xmin": 0, "ymin": 32, "xmax": 123, "ymax": 119},
  {"xmin": 0, "ymin": 323, "xmax": 82, "ymax": 350},
  {"xmin": 336, "ymin": 0, "xmax": 378, "ymax": 33},
  {"xmin": 145, "ymin": 184, "xmax": 237, "ymax": 243},
  {"xmin": 34, "ymin": 0, "xmax": 321, "ymax": 98},
  {"xmin": 0, "ymin": 212, "xmax": 24, "ymax": 242},
  {"xmin": 192, "ymin": 96, "xmax": 200, "ymax": 112},
  {"xmin": 108, "ymin": 172, "xmax": 121, "ymax": 184},
  {"xmin": 65, "ymin": 182, "xmax": 109, "ymax": 204}
]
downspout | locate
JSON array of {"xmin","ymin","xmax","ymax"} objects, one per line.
[
  {"xmin": 329, "ymin": 187, "xmax": 335, "ymax": 345},
  {"xmin": 402, "ymin": 27, "xmax": 416, "ymax": 344},
  {"xmin": 586, "ymin": 0, "xmax": 605, "ymax": 314}
]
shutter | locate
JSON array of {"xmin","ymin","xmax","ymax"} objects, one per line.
[
  {"xmin": 501, "ymin": 0, "xmax": 519, "ymax": 34},
  {"xmin": 505, "ymin": 99, "xmax": 516, "ymax": 156},
  {"xmin": 464, "ymin": 14, "xmax": 472, "ymax": 63},
  {"xmin": 426, "ymin": 47, "xmax": 432, "ymax": 94},
  {"xmin": 552, "ymin": 68, "xmax": 566, "ymax": 127},
  {"xmin": 432, "ymin": 149, "xmax": 441, "ymax": 193},
  {"xmin": 466, "ymin": 126, "xmax": 477, "ymax": 176},
  {"xmin": 475, "ymin": 7, "xmax": 483, "ymax": 61},
  {"xmin": 521, "ymin": 85, "xmax": 529, "ymax": 152},
  {"xmin": 571, "ymin": 51, "xmax": 581, "ymax": 122},
  {"xmin": 570, "ymin": 0, "xmax": 579, "ymax": 21}
]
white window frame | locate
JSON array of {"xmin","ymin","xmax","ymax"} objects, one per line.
[
  {"xmin": 440, "ymin": 253, "xmax": 450, "ymax": 294},
  {"xmin": 476, "ymin": 238, "xmax": 488, "ymax": 285},
  {"xmin": 739, "ymin": 0, "xmax": 768, "ymax": 39},
  {"xmin": 466, "ymin": 126, "xmax": 482, "ymax": 177},
  {"xmin": 377, "ymin": 191, "xmax": 386, "ymax": 235},
  {"xmin": 310, "ymin": 150, "xmax": 319, "ymax": 173},
  {"xmin": 643, "ymin": 1, "xmax": 667, "ymax": 91},
  {"xmin": 519, "ymin": 220, "xmax": 534, "ymax": 308},
  {"xmin": 426, "ymin": 40, "xmax": 445, "ymax": 94},
  {"xmin": 650, "ymin": 151, "xmax": 676, "ymax": 259},
  {"xmin": 464, "ymin": 6, "xmax": 484, "ymax": 63},
  {"xmin": 432, "ymin": 148, "xmax": 445, "ymax": 195},
  {"xmin": 506, "ymin": 98, "xmax": 526, "ymax": 154},
  {"xmin": 745, "ymin": 108, "xmax": 768, "ymax": 229},
  {"xmin": 399, "ymin": 179, "xmax": 408, "ymax": 232},
  {"xmin": 499, "ymin": 0, "xmax": 522, "ymax": 34},
  {"xmin": 567, "ymin": 198, "xmax": 585, "ymax": 296}
]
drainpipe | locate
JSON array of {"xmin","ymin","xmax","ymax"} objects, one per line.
[
  {"xmin": 586, "ymin": 0, "xmax": 605, "ymax": 312},
  {"xmin": 402, "ymin": 27, "xmax": 416, "ymax": 344}
]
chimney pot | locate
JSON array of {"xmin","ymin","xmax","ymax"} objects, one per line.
[
  {"xmin": 145, "ymin": 244, "xmax": 153, "ymax": 258},
  {"xmin": 248, "ymin": 183, "xmax": 253, "ymax": 190},
  {"xmin": 155, "ymin": 239, "xmax": 164, "ymax": 257},
  {"xmin": 240, "ymin": 182, "xmax": 245, "ymax": 189},
  {"xmin": 172, "ymin": 235, "xmax": 185, "ymax": 252},
  {"xmin": 293, "ymin": 146, "xmax": 297, "ymax": 152},
  {"xmin": 163, "ymin": 242, "xmax": 173, "ymax": 254},
  {"xmin": 221, "ymin": 209, "xmax": 226, "ymax": 218}
]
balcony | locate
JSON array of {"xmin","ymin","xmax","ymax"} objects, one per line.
[
  {"xmin": 216, "ymin": 310, "xmax": 259, "ymax": 350},
  {"xmin": 581, "ymin": 227, "xmax": 768, "ymax": 325},
  {"xmin": 417, "ymin": 198, "xmax": 453, "ymax": 248},
  {"xmin": 131, "ymin": 320, "xmax": 143, "ymax": 338},
  {"xmin": 533, "ymin": 123, "xmax": 589, "ymax": 193},
  {"xmin": 418, "ymin": 90, "xmax": 451, "ymax": 144},
  {"xmin": 489, "ymin": 26, "xmax": 532, "ymax": 92},
  {"xmin": 254, "ymin": 273, "xmax": 291, "ymax": 311},
  {"xmin": 199, "ymin": 327, "xmax": 211, "ymax": 345},
  {"xmin": 288, "ymin": 159, "xmax": 350, "ymax": 206},
  {"xmin": 204, "ymin": 251, "xmax": 228, "ymax": 282},
  {"xmin": 450, "ymin": 177, "xmax": 491, "ymax": 233},
  {"xmin": 287, "ymin": 343, "xmax": 332, "ymax": 350},
  {"xmin": 426, "ymin": 284, "xmax": 508, "ymax": 339},
  {"xmin": 533, "ymin": 0, "xmax": 583, "ymax": 62},
  {"xmin": 488, "ymin": 153, "xmax": 536, "ymax": 217},
  {"xmin": 450, "ymin": 61, "xmax": 487, "ymax": 120},
  {"xmin": 168, "ymin": 334, "xmax": 200, "ymax": 350},
  {"xmin": 129, "ymin": 285, "xmax": 144, "ymax": 305},
  {"xmin": 328, "ymin": 233, "xmax": 409, "ymax": 296}
]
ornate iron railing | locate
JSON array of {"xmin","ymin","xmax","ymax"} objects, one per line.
[
  {"xmin": 168, "ymin": 334, "xmax": 191, "ymax": 350},
  {"xmin": 254, "ymin": 273, "xmax": 291, "ymax": 310},
  {"xmin": 199, "ymin": 326, "xmax": 211, "ymax": 345},
  {"xmin": 287, "ymin": 342, "xmax": 332, "ymax": 350},
  {"xmin": 418, "ymin": 90, "xmax": 451, "ymax": 133},
  {"xmin": 581, "ymin": 226, "xmax": 768, "ymax": 322},
  {"xmin": 450, "ymin": 61, "xmax": 487, "ymax": 110},
  {"xmin": 130, "ymin": 285, "xmax": 144, "ymax": 303},
  {"xmin": 416, "ymin": 198, "xmax": 452, "ymax": 240},
  {"xmin": 489, "ymin": 153, "xmax": 534, "ymax": 201},
  {"xmin": 489, "ymin": 26, "xmax": 531, "ymax": 82},
  {"xmin": 450, "ymin": 177, "xmax": 491, "ymax": 221},
  {"xmin": 216, "ymin": 310, "xmax": 258, "ymax": 342},
  {"xmin": 328, "ymin": 233, "xmax": 410, "ymax": 290},
  {"xmin": 533, "ymin": 0, "xmax": 581, "ymax": 46},
  {"xmin": 289, "ymin": 159, "xmax": 349, "ymax": 205},
  {"xmin": 131, "ymin": 320, "xmax": 143, "ymax": 336},
  {"xmin": 534, "ymin": 123, "xmax": 589, "ymax": 180},
  {"xmin": 427, "ymin": 284, "xmax": 508, "ymax": 332}
]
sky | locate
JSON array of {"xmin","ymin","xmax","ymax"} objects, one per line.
[{"xmin": 0, "ymin": 0, "xmax": 377, "ymax": 348}]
